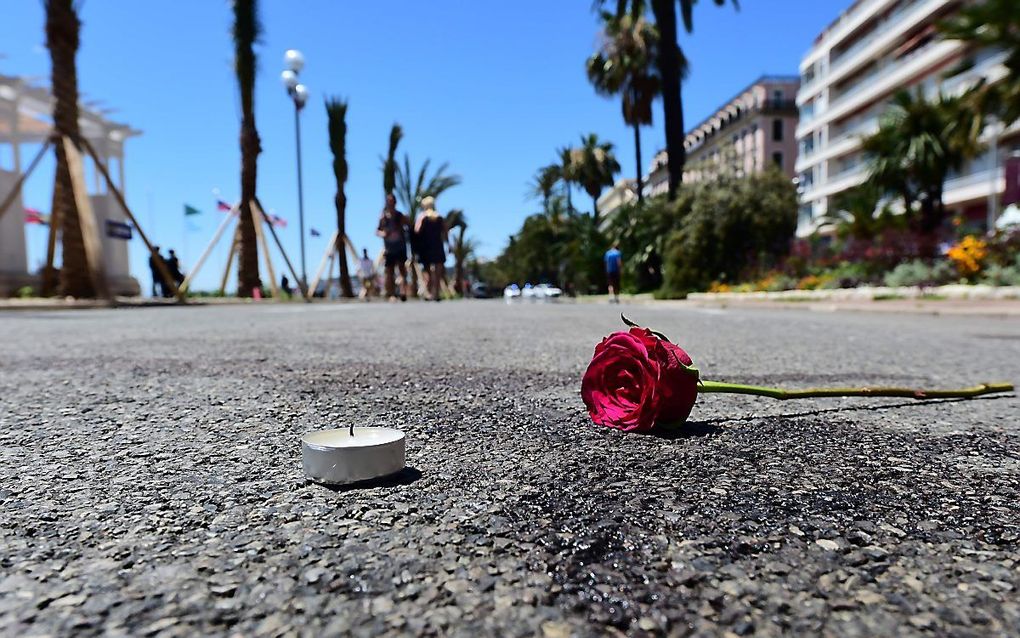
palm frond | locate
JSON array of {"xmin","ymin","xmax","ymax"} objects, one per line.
[
  {"xmin": 382, "ymin": 123, "xmax": 402, "ymax": 195},
  {"xmin": 325, "ymin": 97, "xmax": 348, "ymax": 184}
]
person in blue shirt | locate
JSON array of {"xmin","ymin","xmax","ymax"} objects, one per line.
[{"xmin": 604, "ymin": 243, "xmax": 622, "ymax": 304}]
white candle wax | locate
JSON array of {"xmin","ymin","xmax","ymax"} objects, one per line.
[{"xmin": 302, "ymin": 427, "xmax": 406, "ymax": 485}]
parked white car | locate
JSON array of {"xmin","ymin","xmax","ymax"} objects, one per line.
[{"xmin": 533, "ymin": 283, "xmax": 563, "ymax": 298}]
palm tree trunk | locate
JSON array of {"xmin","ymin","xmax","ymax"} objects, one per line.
[
  {"xmin": 46, "ymin": 0, "xmax": 93, "ymax": 298},
  {"xmin": 335, "ymin": 194, "xmax": 354, "ymax": 297},
  {"xmin": 592, "ymin": 195, "xmax": 600, "ymax": 224},
  {"xmin": 237, "ymin": 122, "xmax": 261, "ymax": 296},
  {"xmin": 652, "ymin": 0, "xmax": 685, "ymax": 201},
  {"xmin": 633, "ymin": 121, "xmax": 644, "ymax": 206},
  {"xmin": 234, "ymin": 0, "xmax": 261, "ymax": 297}
]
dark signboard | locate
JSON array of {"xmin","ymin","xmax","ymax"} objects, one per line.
[{"xmin": 106, "ymin": 220, "xmax": 133, "ymax": 240}]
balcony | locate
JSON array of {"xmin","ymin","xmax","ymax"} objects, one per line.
[
  {"xmin": 761, "ymin": 98, "xmax": 799, "ymax": 115},
  {"xmin": 829, "ymin": 0, "xmax": 928, "ymax": 75},
  {"xmin": 799, "ymin": 38, "xmax": 960, "ymax": 136}
]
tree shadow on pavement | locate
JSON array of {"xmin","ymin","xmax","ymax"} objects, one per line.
[{"xmin": 646, "ymin": 395, "xmax": 1014, "ymax": 439}]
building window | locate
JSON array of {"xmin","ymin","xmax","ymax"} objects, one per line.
[
  {"xmin": 773, "ymin": 89, "xmax": 783, "ymax": 102},
  {"xmin": 772, "ymin": 152, "xmax": 783, "ymax": 167},
  {"xmin": 772, "ymin": 119, "xmax": 783, "ymax": 141}
]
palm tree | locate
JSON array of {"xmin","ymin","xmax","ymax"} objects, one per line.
[
  {"xmin": 558, "ymin": 146, "xmax": 579, "ymax": 212},
  {"xmin": 862, "ymin": 88, "xmax": 981, "ymax": 242},
  {"xmin": 381, "ymin": 123, "xmax": 402, "ymax": 196},
  {"xmin": 395, "ymin": 156, "xmax": 462, "ymax": 227},
  {"xmin": 939, "ymin": 0, "xmax": 1020, "ymax": 126},
  {"xmin": 603, "ymin": 0, "xmax": 737, "ymax": 200},
  {"xmin": 395, "ymin": 155, "xmax": 461, "ymax": 295},
  {"xmin": 445, "ymin": 209, "xmax": 471, "ymax": 296},
  {"xmin": 822, "ymin": 182, "xmax": 887, "ymax": 240},
  {"xmin": 574, "ymin": 133, "xmax": 621, "ymax": 222},
  {"xmin": 232, "ymin": 0, "xmax": 261, "ymax": 297},
  {"xmin": 587, "ymin": 4, "xmax": 665, "ymax": 205},
  {"xmin": 326, "ymin": 97, "xmax": 354, "ymax": 298},
  {"xmin": 44, "ymin": 0, "xmax": 91, "ymax": 297},
  {"xmin": 529, "ymin": 164, "xmax": 562, "ymax": 212}
]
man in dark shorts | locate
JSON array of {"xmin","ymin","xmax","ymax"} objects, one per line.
[
  {"xmin": 377, "ymin": 194, "xmax": 408, "ymax": 301},
  {"xmin": 604, "ymin": 243, "xmax": 622, "ymax": 304}
]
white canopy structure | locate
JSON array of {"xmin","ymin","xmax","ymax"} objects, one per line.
[{"xmin": 0, "ymin": 73, "xmax": 141, "ymax": 296}]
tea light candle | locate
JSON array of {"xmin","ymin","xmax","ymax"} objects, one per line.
[{"xmin": 302, "ymin": 427, "xmax": 406, "ymax": 485}]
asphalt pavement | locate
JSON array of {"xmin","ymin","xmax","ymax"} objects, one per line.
[{"xmin": 1, "ymin": 300, "xmax": 1018, "ymax": 637}]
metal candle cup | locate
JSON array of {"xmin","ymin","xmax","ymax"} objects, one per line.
[{"xmin": 302, "ymin": 428, "xmax": 406, "ymax": 485}]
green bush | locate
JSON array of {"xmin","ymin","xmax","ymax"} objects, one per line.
[
  {"xmin": 883, "ymin": 259, "xmax": 956, "ymax": 287},
  {"xmin": 979, "ymin": 254, "xmax": 1020, "ymax": 286},
  {"xmin": 660, "ymin": 168, "xmax": 798, "ymax": 297}
]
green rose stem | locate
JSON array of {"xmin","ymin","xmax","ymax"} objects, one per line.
[{"xmin": 697, "ymin": 380, "xmax": 1014, "ymax": 400}]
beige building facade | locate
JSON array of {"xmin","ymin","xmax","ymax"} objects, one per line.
[
  {"xmin": 640, "ymin": 76, "xmax": 800, "ymax": 202},
  {"xmin": 681, "ymin": 75, "xmax": 801, "ymax": 184}
]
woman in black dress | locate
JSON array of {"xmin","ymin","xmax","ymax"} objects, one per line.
[{"xmin": 414, "ymin": 196, "xmax": 446, "ymax": 301}]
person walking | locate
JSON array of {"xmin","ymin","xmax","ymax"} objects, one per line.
[
  {"xmin": 358, "ymin": 249, "xmax": 377, "ymax": 300},
  {"xmin": 377, "ymin": 194, "xmax": 408, "ymax": 301},
  {"xmin": 148, "ymin": 246, "xmax": 165, "ymax": 298},
  {"xmin": 163, "ymin": 249, "xmax": 185, "ymax": 298},
  {"xmin": 414, "ymin": 196, "xmax": 447, "ymax": 301},
  {"xmin": 280, "ymin": 275, "xmax": 293, "ymax": 298},
  {"xmin": 604, "ymin": 243, "xmax": 622, "ymax": 304},
  {"xmin": 167, "ymin": 249, "xmax": 185, "ymax": 284}
]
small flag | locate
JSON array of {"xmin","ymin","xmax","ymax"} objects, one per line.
[
  {"xmin": 270, "ymin": 215, "xmax": 287, "ymax": 228},
  {"xmin": 310, "ymin": 228, "xmax": 321, "ymax": 237},
  {"xmin": 217, "ymin": 200, "xmax": 232, "ymax": 212},
  {"xmin": 184, "ymin": 204, "xmax": 202, "ymax": 216},
  {"xmin": 24, "ymin": 207, "xmax": 49, "ymax": 225}
]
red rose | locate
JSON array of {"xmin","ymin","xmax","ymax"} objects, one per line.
[
  {"xmin": 581, "ymin": 327, "xmax": 699, "ymax": 431},
  {"xmin": 656, "ymin": 340, "xmax": 699, "ymax": 425}
]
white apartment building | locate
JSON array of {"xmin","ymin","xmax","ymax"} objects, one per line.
[{"xmin": 795, "ymin": 0, "xmax": 1015, "ymax": 236}]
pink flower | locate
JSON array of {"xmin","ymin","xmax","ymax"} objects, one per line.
[
  {"xmin": 581, "ymin": 327, "xmax": 699, "ymax": 431},
  {"xmin": 581, "ymin": 328, "xmax": 664, "ymax": 432}
]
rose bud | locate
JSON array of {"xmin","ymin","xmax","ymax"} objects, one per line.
[{"xmin": 581, "ymin": 328, "xmax": 667, "ymax": 432}]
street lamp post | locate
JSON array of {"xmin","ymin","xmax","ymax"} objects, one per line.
[{"xmin": 281, "ymin": 49, "xmax": 309, "ymax": 289}]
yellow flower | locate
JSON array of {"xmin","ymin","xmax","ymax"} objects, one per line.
[{"xmin": 947, "ymin": 235, "xmax": 987, "ymax": 277}]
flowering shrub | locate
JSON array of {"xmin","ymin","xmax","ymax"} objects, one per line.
[
  {"xmin": 947, "ymin": 235, "xmax": 988, "ymax": 278},
  {"xmin": 796, "ymin": 274, "xmax": 834, "ymax": 290}
]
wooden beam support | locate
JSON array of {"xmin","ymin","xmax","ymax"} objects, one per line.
[
  {"xmin": 251, "ymin": 200, "xmax": 279, "ymax": 299},
  {"xmin": 79, "ymin": 137, "xmax": 185, "ymax": 303},
  {"xmin": 0, "ymin": 139, "xmax": 50, "ymax": 222},
  {"xmin": 63, "ymin": 136, "xmax": 112, "ymax": 302},
  {"xmin": 179, "ymin": 204, "xmax": 237, "ymax": 294}
]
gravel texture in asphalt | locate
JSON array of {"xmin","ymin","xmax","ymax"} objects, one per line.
[{"xmin": 1, "ymin": 301, "xmax": 1018, "ymax": 637}]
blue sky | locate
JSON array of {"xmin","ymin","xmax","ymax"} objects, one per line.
[{"xmin": 2, "ymin": 0, "xmax": 847, "ymax": 293}]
